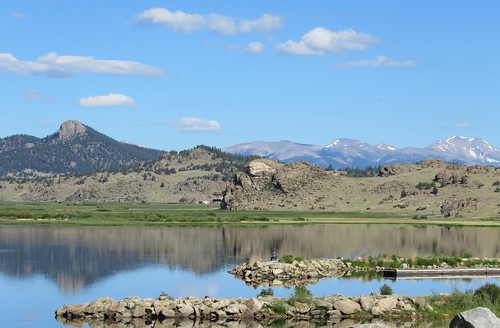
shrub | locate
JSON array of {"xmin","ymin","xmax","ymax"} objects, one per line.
[
  {"xmin": 279, "ymin": 255, "xmax": 294, "ymax": 264},
  {"xmin": 380, "ymin": 284, "xmax": 393, "ymax": 295},
  {"xmin": 258, "ymin": 288, "xmax": 274, "ymax": 297},
  {"xmin": 270, "ymin": 300, "xmax": 287, "ymax": 314},
  {"xmin": 416, "ymin": 181, "xmax": 434, "ymax": 190},
  {"xmin": 474, "ymin": 283, "xmax": 500, "ymax": 303},
  {"xmin": 461, "ymin": 252, "xmax": 473, "ymax": 258},
  {"xmin": 288, "ymin": 286, "xmax": 313, "ymax": 305}
]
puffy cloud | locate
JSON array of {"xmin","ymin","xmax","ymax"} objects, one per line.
[
  {"xmin": 276, "ymin": 27, "xmax": 378, "ymax": 56},
  {"xmin": 176, "ymin": 117, "xmax": 221, "ymax": 132},
  {"xmin": 244, "ymin": 42, "xmax": 265, "ymax": 54},
  {"xmin": 134, "ymin": 8, "xmax": 205, "ymax": 33},
  {"xmin": 239, "ymin": 14, "xmax": 283, "ymax": 33},
  {"xmin": 336, "ymin": 55, "xmax": 417, "ymax": 68},
  {"xmin": 79, "ymin": 94, "xmax": 135, "ymax": 108},
  {"xmin": 135, "ymin": 8, "xmax": 282, "ymax": 35},
  {"xmin": 0, "ymin": 52, "xmax": 163, "ymax": 78}
]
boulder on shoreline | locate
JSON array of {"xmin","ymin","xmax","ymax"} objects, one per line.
[{"xmin": 450, "ymin": 307, "xmax": 500, "ymax": 328}]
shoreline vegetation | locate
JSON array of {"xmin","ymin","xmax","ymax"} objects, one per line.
[{"xmin": 1, "ymin": 202, "xmax": 500, "ymax": 227}]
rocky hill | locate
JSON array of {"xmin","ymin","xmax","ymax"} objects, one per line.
[
  {"xmin": 0, "ymin": 120, "xmax": 164, "ymax": 177},
  {"xmin": 0, "ymin": 146, "xmax": 257, "ymax": 204},
  {"xmin": 222, "ymin": 158, "xmax": 500, "ymax": 218}
]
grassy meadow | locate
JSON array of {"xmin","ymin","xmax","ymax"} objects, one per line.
[{"xmin": 1, "ymin": 201, "xmax": 500, "ymax": 226}]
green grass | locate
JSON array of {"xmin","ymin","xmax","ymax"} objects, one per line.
[
  {"xmin": 2, "ymin": 201, "xmax": 500, "ymax": 227},
  {"xmin": 425, "ymin": 285, "xmax": 500, "ymax": 319}
]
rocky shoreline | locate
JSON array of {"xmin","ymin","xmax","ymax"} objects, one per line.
[
  {"xmin": 228, "ymin": 258, "xmax": 351, "ymax": 288},
  {"xmin": 55, "ymin": 293, "xmax": 430, "ymax": 327},
  {"xmin": 229, "ymin": 257, "xmax": 500, "ymax": 288}
]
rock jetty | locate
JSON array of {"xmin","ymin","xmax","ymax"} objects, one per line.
[
  {"xmin": 229, "ymin": 258, "xmax": 350, "ymax": 288},
  {"xmin": 56, "ymin": 293, "xmax": 427, "ymax": 327}
]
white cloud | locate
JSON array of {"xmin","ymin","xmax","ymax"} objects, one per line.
[
  {"xmin": 135, "ymin": 8, "xmax": 282, "ymax": 35},
  {"xmin": 134, "ymin": 8, "xmax": 205, "ymax": 33},
  {"xmin": 79, "ymin": 94, "xmax": 135, "ymax": 108},
  {"xmin": 336, "ymin": 55, "xmax": 417, "ymax": 68},
  {"xmin": 175, "ymin": 117, "xmax": 221, "ymax": 132},
  {"xmin": 239, "ymin": 14, "xmax": 283, "ymax": 33},
  {"xmin": 0, "ymin": 52, "xmax": 163, "ymax": 78},
  {"xmin": 276, "ymin": 27, "xmax": 378, "ymax": 56},
  {"xmin": 244, "ymin": 42, "xmax": 265, "ymax": 54}
]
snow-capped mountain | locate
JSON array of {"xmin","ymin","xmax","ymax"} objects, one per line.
[
  {"xmin": 224, "ymin": 136, "xmax": 500, "ymax": 168},
  {"xmin": 427, "ymin": 136, "xmax": 500, "ymax": 164}
]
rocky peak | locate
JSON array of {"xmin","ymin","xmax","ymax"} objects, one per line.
[{"xmin": 56, "ymin": 120, "xmax": 87, "ymax": 142}]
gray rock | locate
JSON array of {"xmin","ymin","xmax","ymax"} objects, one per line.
[
  {"xmin": 131, "ymin": 305, "xmax": 145, "ymax": 317},
  {"xmin": 359, "ymin": 296, "xmax": 375, "ymax": 312},
  {"xmin": 376, "ymin": 296, "xmax": 398, "ymax": 312},
  {"xmin": 225, "ymin": 303, "xmax": 241, "ymax": 315},
  {"xmin": 449, "ymin": 307, "xmax": 500, "ymax": 328},
  {"xmin": 293, "ymin": 301, "xmax": 311, "ymax": 314},
  {"xmin": 327, "ymin": 309, "xmax": 342, "ymax": 318},
  {"xmin": 333, "ymin": 299, "xmax": 361, "ymax": 315},
  {"xmin": 371, "ymin": 306, "xmax": 384, "ymax": 317},
  {"xmin": 314, "ymin": 299, "xmax": 333, "ymax": 311},
  {"xmin": 177, "ymin": 305, "xmax": 194, "ymax": 317},
  {"xmin": 244, "ymin": 297, "xmax": 263, "ymax": 314}
]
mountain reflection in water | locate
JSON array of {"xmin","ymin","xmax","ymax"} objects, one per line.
[{"xmin": 0, "ymin": 224, "xmax": 499, "ymax": 293}]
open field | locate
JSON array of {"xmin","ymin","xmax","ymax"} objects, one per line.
[{"xmin": 1, "ymin": 201, "xmax": 500, "ymax": 227}]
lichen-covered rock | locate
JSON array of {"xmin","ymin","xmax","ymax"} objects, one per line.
[
  {"xmin": 333, "ymin": 299, "xmax": 361, "ymax": 315},
  {"xmin": 449, "ymin": 307, "xmax": 500, "ymax": 328},
  {"xmin": 376, "ymin": 296, "xmax": 398, "ymax": 312},
  {"xmin": 359, "ymin": 296, "xmax": 376, "ymax": 312}
]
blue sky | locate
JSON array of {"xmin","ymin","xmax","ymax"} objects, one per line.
[{"xmin": 1, "ymin": 1, "xmax": 499, "ymax": 150}]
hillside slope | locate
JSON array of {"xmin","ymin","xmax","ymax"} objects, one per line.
[
  {"xmin": 0, "ymin": 120, "xmax": 164, "ymax": 176},
  {"xmin": 222, "ymin": 158, "xmax": 500, "ymax": 218},
  {"xmin": 0, "ymin": 146, "xmax": 256, "ymax": 204}
]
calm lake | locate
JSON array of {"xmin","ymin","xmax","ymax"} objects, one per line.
[{"xmin": 1, "ymin": 224, "xmax": 499, "ymax": 327}]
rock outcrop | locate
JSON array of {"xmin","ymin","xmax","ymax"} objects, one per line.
[
  {"xmin": 221, "ymin": 159, "xmax": 335, "ymax": 210},
  {"xmin": 440, "ymin": 196, "xmax": 480, "ymax": 217},
  {"xmin": 55, "ymin": 120, "xmax": 88, "ymax": 142},
  {"xmin": 449, "ymin": 307, "xmax": 500, "ymax": 328}
]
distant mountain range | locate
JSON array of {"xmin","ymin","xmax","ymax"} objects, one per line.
[
  {"xmin": 224, "ymin": 137, "xmax": 500, "ymax": 168},
  {"xmin": 0, "ymin": 120, "xmax": 164, "ymax": 176}
]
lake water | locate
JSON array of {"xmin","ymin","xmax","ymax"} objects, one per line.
[{"xmin": 1, "ymin": 224, "xmax": 499, "ymax": 327}]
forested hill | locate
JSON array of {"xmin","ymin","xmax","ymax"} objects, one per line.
[{"xmin": 0, "ymin": 120, "xmax": 164, "ymax": 177}]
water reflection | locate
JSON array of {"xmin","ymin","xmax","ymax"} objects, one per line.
[{"xmin": 1, "ymin": 224, "xmax": 499, "ymax": 293}]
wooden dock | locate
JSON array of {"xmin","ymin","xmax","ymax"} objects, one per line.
[{"xmin": 383, "ymin": 268, "xmax": 500, "ymax": 280}]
